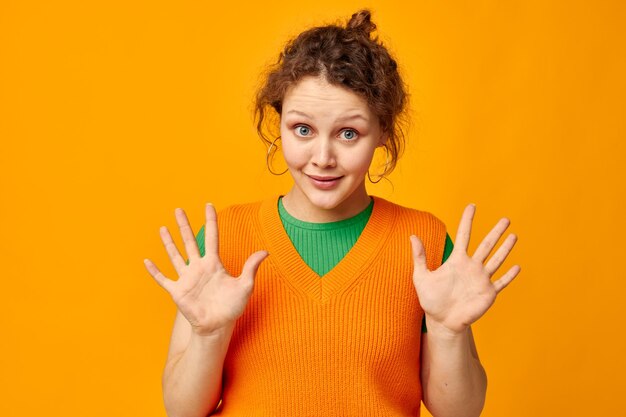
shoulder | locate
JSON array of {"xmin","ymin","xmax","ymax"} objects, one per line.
[
  {"xmin": 212, "ymin": 199, "xmax": 265, "ymax": 238},
  {"xmin": 216, "ymin": 199, "xmax": 264, "ymax": 220},
  {"xmin": 370, "ymin": 196, "xmax": 448, "ymax": 270},
  {"xmin": 215, "ymin": 196, "xmax": 280, "ymax": 237},
  {"xmin": 216, "ymin": 194, "xmax": 282, "ymax": 226},
  {"xmin": 372, "ymin": 196, "xmax": 446, "ymax": 233},
  {"xmin": 372, "ymin": 196, "xmax": 448, "ymax": 269}
]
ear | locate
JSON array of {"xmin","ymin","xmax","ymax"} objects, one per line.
[{"xmin": 378, "ymin": 132, "xmax": 389, "ymax": 147}]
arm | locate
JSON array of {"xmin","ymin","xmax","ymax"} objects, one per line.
[
  {"xmin": 411, "ymin": 204, "xmax": 520, "ymax": 417},
  {"xmin": 420, "ymin": 232, "xmax": 486, "ymax": 415},
  {"xmin": 420, "ymin": 324, "xmax": 486, "ymax": 417},
  {"xmin": 161, "ymin": 311, "xmax": 234, "ymax": 417},
  {"xmin": 144, "ymin": 204, "xmax": 268, "ymax": 417}
]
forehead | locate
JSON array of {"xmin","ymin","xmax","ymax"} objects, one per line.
[{"xmin": 282, "ymin": 76, "xmax": 373, "ymax": 117}]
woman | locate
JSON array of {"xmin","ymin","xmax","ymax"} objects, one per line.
[{"xmin": 143, "ymin": 9, "xmax": 520, "ymax": 417}]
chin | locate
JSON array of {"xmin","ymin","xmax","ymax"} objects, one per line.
[
  {"xmin": 304, "ymin": 192, "xmax": 346, "ymax": 211},
  {"xmin": 302, "ymin": 184, "xmax": 364, "ymax": 213}
]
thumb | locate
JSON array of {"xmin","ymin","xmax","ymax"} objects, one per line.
[
  {"xmin": 240, "ymin": 250, "xmax": 270, "ymax": 282},
  {"xmin": 410, "ymin": 235, "xmax": 428, "ymax": 274}
]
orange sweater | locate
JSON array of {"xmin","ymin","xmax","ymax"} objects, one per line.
[{"xmin": 212, "ymin": 195, "xmax": 447, "ymax": 416}]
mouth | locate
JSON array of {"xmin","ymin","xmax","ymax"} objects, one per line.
[
  {"xmin": 307, "ymin": 174, "xmax": 344, "ymax": 181},
  {"xmin": 305, "ymin": 174, "xmax": 344, "ymax": 189}
]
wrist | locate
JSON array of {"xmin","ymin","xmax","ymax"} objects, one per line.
[
  {"xmin": 424, "ymin": 314, "xmax": 469, "ymax": 340},
  {"xmin": 190, "ymin": 322, "xmax": 235, "ymax": 345}
]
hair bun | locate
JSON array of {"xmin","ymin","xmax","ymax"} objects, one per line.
[{"xmin": 347, "ymin": 9, "xmax": 376, "ymax": 36}]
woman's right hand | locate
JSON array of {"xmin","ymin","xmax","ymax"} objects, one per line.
[{"xmin": 144, "ymin": 203, "xmax": 269, "ymax": 337}]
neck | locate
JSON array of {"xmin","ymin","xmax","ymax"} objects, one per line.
[{"xmin": 281, "ymin": 184, "xmax": 371, "ymax": 223}]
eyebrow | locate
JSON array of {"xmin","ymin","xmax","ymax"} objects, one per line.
[{"xmin": 285, "ymin": 110, "xmax": 369, "ymax": 123}]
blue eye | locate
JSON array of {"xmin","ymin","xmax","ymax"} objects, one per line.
[
  {"xmin": 341, "ymin": 129, "xmax": 358, "ymax": 140},
  {"xmin": 296, "ymin": 125, "xmax": 311, "ymax": 136}
]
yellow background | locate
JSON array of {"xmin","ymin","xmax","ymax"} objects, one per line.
[{"xmin": 1, "ymin": 0, "xmax": 624, "ymax": 416}]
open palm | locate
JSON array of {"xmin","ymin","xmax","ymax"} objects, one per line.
[
  {"xmin": 410, "ymin": 204, "xmax": 521, "ymax": 334},
  {"xmin": 143, "ymin": 203, "xmax": 268, "ymax": 336}
]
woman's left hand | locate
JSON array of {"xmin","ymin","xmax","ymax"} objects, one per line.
[{"xmin": 410, "ymin": 204, "xmax": 521, "ymax": 335}]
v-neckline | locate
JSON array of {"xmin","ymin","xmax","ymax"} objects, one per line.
[{"xmin": 258, "ymin": 195, "xmax": 394, "ymax": 303}]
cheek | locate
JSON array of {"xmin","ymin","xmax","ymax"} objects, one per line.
[
  {"xmin": 281, "ymin": 141, "xmax": 306, "ymax": 167},
  {"xmin": 345, "ymin": 146, "xmax": 377, "ymax": 171}
]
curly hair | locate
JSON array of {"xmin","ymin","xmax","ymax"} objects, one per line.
[{"xmin": 254, "ymin": 9, "xmax": 409, "ymax": 178}]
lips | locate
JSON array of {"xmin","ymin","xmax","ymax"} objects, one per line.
[
  {"xmin": 307, "ymin": 174, "xmax": 343, "ymax": 181},
  {"xmin": 306, "ymin": 174, "xmax": 344, "ymax": 190}
]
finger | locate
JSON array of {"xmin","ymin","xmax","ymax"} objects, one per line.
[
  {"xmin": 204, "ymin": 203, "xmax": 219, "ymax": 258},
  {"xmin": 493, "ymin": 264, "xmax": 521, "ymax": 293},
  {"xmin": 454, "ymin": 204, "xmax": 476, "ymax": 253},
  {"xmin": 175, "ymin": 208, "xmax": 201, "ymax": 260},
  {"xmin": 239, "ymin": 250, "xmax": 270, "ymax": 284},
  {"xmin": 472, "ymin": 217, "xmax": 511, "ymax": 263},
  {"xmin": 485, "ymin": 233, "xmax": 518, "ymax": 276},
  {"xmin": 143, "ymin": 258, "xmax": 174, "ymax": 293},
  {"xmin": 159, "ymin": 226, "xmax": 186, "ymax": 276},
  {"xmin": 410, "ymin": 235, "xmax": 428, "ymax": 273}
]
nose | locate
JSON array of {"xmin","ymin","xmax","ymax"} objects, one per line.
[{"xmin": 311, "ymin": 137, "xmax": 337, "ymax": 169}]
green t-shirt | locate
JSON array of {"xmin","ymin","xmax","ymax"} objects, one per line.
[{"xmin": 278, "ymin": 197, "xmax": 375, "ymax": 276}]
